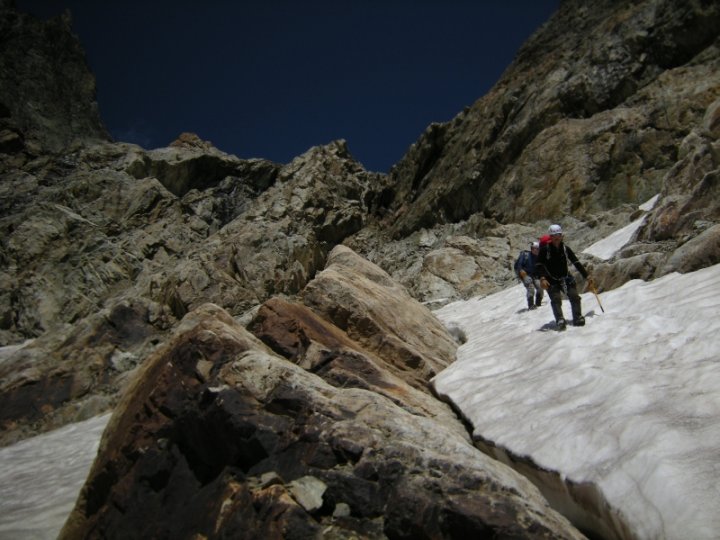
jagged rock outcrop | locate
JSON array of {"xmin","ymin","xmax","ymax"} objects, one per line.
[
  {"xmin": 382, "ymin": 0, "xmax": 719, "ymax": 236},
  {"xmin": 185, "ymin": 139, "xmax": 390, "ymax": 307},
  {"xmin": 590, "ymin": 123, "xmax": 720, "ymax": 287},
  {"xmin": 126, "ymin": 132, "xmax": 280, "ymax": 199},
  {"xmin": 0, "ymin": 137, "xmax": 389, "ymax": 445},
  {"xmin": 0, "ymin": 1, "xmax": 109, "ymax": 153},
  {"xmin": 60, "ymin": 295, "xmax": 584, "ymax": 540},
  {"xmin": 359, "ymin": 0, "xmax": 720, "ymax": 299}
]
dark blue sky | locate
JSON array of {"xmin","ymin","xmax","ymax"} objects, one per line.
[{"xmin": 18, "ymin": 1, "xmax": 558, "ymax": 172}]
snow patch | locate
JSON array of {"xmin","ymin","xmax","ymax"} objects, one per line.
[
  {"xmin": 583, "ymin": 194, "xmax": 659, "ymax": 260},
  {"xmin": 432, "ymin": 264, "xmax": 720, "ymax": 540},
  {"xmin": 0, "ymin": 414, "xmax": 111, "ymax": 540}
]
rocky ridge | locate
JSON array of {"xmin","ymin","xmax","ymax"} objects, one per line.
[
  {"xmin": 348, "ymin": 0, "xmax": 720, "ymax": 302},
  {"xmin": 0, "ymin": 0, "xmax": 108, "ymax": 153},
  {"xmin": 59, "ymin": 248, "xmax": 585, "ymax": 539},
  {"xmin": 0, "ymin": 0, "xmax": 719, "ymax": 538}
]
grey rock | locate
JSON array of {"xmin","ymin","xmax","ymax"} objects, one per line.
[
  {"xmin": 661, "ymin": 223, "xmax": 720, "ymax": 275},
  {"xmin": 332, "ymin": 502, "xmax": 351, "ymax": 518},
  {"xmin": 59, "ymin": 303, "xmax": 585, "ymax": 540},
  {"xmin": 287, "ymin": 476, "xmax": 327, "ymax": 513},
  {"xmin": 259, "ymin": 471, "xmax": 284, "ymax": 489}
]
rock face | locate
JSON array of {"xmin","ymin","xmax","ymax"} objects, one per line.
[
  {"xmin": 299, "ymin": 245, "xmax": 457, "ymax": 389},
  {"xmin": 381, "ymin": 0, "xmax": 720, "ymax": 235},
  {"xmin": 0, "ymin": 2, "xmax": 109, "ymax": 153},
  {"xmin": 0, "ymin": 136, "xmax": 388, "ymax": 445},
  {"xmin": 1, "ymin": 0, "xmax": 720, "ymax": 538},
  {"xmin": 60, "ymin": 297, "xmax": 584, "ymax": 540},
  {"xmin": 348, "ymin": 0, "xmax": 720, "ymax": 301}
]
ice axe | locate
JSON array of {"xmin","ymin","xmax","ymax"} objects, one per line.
[{"xmin": 587, "ymin": 278, "xmax": 605, "ymax": 313}]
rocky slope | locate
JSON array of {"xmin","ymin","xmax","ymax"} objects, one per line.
[
  {"xmin": 347, "ymin": 0, "xmax": 720, "ymax": 302},
  {"xmin": 1, "ymin": 0, "xmax": 719, "ymax": 538},
  {"xmin": 59, "ymin": 248, "xmax": 584, "ymax": 539}
]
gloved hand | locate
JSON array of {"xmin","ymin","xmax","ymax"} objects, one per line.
[
  {"xmin": 540, "ymin": 277, "xmax": 550, "ymax": 290},
  {"xmin": 587, "ymin": 275, "xmax": 596, "ymax": 289},
  {"xmin": 519, "ymin": 270, "xmax": 528, "ymax": 280}
]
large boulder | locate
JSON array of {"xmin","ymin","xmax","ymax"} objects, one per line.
[
  {"xmin": 299, "ymin": 245, "xmax": 457, "ymax": 390},
  {"xmin": 60, "ymin": 303, "xmax": 584, "ymax": 540},
  {"xmin": 247, "ymin": 297, "xmax": 462, "ymax": 428}
]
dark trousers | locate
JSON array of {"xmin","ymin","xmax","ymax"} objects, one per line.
[{"xmin": 548, "ymin": 276, "xmax": 582, "ymax": 322}]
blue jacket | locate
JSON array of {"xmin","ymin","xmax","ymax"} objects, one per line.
[{"xmin": 514, "ymin": 250, "xmax": 538, "ymax": 278}]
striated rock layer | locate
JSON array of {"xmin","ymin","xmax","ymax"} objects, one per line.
[{"xmin": 60, "ymin": 263, "xmax": 584, "ymax": 538}]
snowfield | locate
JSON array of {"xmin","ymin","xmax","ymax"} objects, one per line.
[
  {"xmin": 0, "ymin": 414, "xmax": 110, "ymax": 539},
  {"xmin": 432, "ymin": 234, "xmax": 720, "ymax": 539}
]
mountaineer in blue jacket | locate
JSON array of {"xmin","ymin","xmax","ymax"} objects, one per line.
[{"xmin": 514, "ymin": 241, "xmax": 544, "ymax": 311}]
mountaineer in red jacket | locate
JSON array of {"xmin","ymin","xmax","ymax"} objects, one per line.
[{"xmin": 536, "ymin": 224, "xmax": 595, "ymax": 330}]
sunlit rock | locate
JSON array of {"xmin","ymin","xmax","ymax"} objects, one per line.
[{"xmin": 60, "ymin": 303, "xmax": 584, "ymax": 539}]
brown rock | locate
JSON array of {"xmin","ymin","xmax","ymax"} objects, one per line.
[
  {"xmin": 300, "ymin": 245, "xmax": 457, "ymax": 390},
  {"xmin": 247, "ymin": 296, "xmax": 467, "ymax": 432},
  {"xmin": 60, "ymin": 303, "xmax": 584, "ymax": 540}
]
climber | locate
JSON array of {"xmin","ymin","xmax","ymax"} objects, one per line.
[
  {"xmin": 514, "ymin": 241, "xmax": 544, "ymax": 310},
  {"xmin": 536, "ymin": 224, "xmax": 594, "ymax": 330}
]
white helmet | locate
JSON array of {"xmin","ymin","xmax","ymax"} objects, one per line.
[
  {"xmin": 548, "ymin": 224, "xmax": 563, "ymax": 236},
  {"xmin": 531, "ymin": 241, "xmax": 539, "ymax": 249}
]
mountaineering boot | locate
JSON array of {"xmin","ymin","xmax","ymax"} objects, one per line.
[
  {"xmin": 556, "ymin": 318, "xmax": 566, "ymax": 331},
  {"xmin": 528, "ymin": 298, "xmax": 536, "ymax": 310},
  {"xmin": 573, "ymin": 315, "xmax": 586, "ymax": 326}
]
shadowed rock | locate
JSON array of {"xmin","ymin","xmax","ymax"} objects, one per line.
[
  {"xmin": 125, "ymin": 132, "xmax": 280, "ymax": 198},
  {"xmin": 0, "ymin": 3, "xmax": 109, "ymax": 153},
  {"xmin": 60, "ymin": 303, "xmax": 585, "ymax": 540}
]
